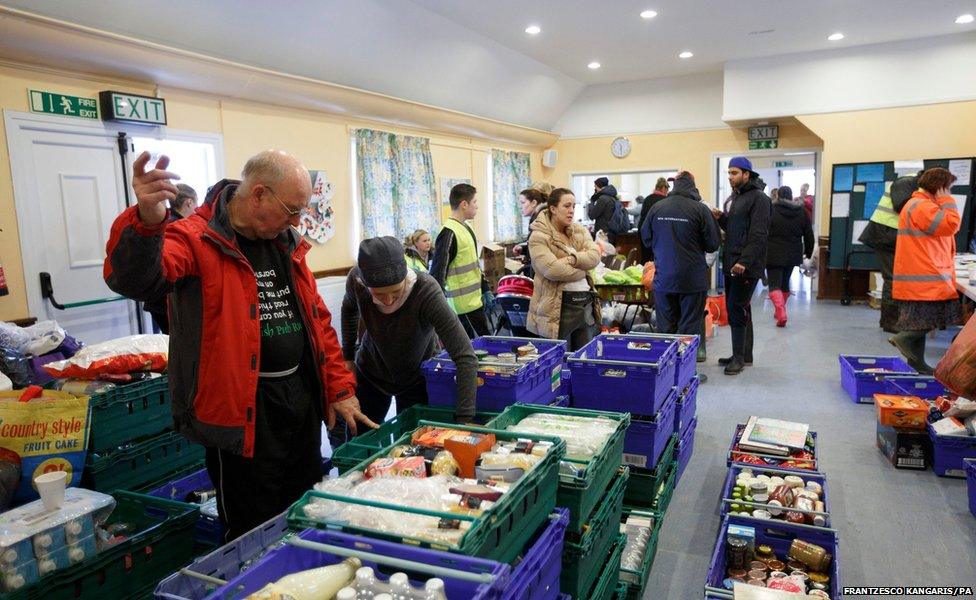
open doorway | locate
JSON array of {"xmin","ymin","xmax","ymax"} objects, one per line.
[{"xmin": 571, "ymin": 170, "xmax": 678, "ymax": 224}]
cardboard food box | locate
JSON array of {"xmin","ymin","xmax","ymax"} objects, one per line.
[
  {"xmin": 481, "ymin": 243, "xmax": 506, "ymax": 292},
  {"xmin": 873, "ymin": 394, "xmax": 929, "ymax": 429},
  {"xmin": 876, "ymin": 421, "xmax": 931, "ymax": 469}
]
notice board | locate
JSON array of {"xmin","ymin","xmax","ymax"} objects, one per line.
[{"xmin": 827, "ymin": 157, "xmax": 975, "ymax": 270}]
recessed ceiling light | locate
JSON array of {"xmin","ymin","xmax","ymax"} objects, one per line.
[
  {"xmin": 524, "ymin": 25, "xmax": 541, "ymax": 35},
  {"xmin": 640, "ymin": 10, "xmax": 658, "ymax": 19},
  {"xmin": 678, "ymin": 51, "xmax": 694, "ymax": 59},
  {"xmin": 956, "ymin": 13, "xmax": 974, "ymax": 24},
  {"xmin": 827, "ymin": 32, "xmax": 845, "ymax": 41},
  {"xmin": 588, "ymin": 61, "xmax": 601, "ymax": 70}
]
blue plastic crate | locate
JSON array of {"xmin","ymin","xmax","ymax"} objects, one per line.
[
  {"xmin": 704, "ymin": 515, "xmax": 840, "ymax": 599},
  {"xmin": 676, "ymin": 416, "xmax": 697, "ymax": 481},
  {"xmin": 727, "ymin": 423, "xmax": 820, "ymax": 474},
  {"xmin": 674, "ymin": 376, "xmax": 699, "ymax": 436},
  {"xmin": 621, "ymin": 387, "xmax": 677, "ymax": 471},
  {"xmin": 146, "ymin": 468, "xmax": 222, "ymax": 547},
  {"xmin": 928, "ymin": 423, "xmax": 976, "ymax": 478},
  {"xmin": 880, "ymin": 376, "xmax": 948, "ymax": 400},
  {"xmin": 966, "ymin": 459, "xmax": 976, "ymax": 518},
  {"xmin": 154, "ymin": 514, "xmax": 290, "ymax": 600},
  {"xmin": 207, "ymin": 527, "xmax": 510, "ymax": 600},
  {"xmin": 619, "ymin": 332, "xmax": 699, "ymax": 390},
  {"xmin": 423, "ymin": 336, "xmax": 567, "ymax": 411},
  {"xmin": 718, "ymin": 465, "xmax": 831, "ymax": 528},
  {"xmin": 502, "ymin": 508, "xmax": 569, "ymax": 600},
  {"xmin": 568, "ymin": 334, "xmax": 678, "ymax": 417},
  {"xmin": 839, "ymin": 354, "xmax": 915, "ymax": 403}
]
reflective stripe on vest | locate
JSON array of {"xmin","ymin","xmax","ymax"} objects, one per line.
[
  {"xmin": 868, "ymin": 193, "xmax": 899, "ymax": 228},
  {"xmin": 442, "ymin": 218, "xmax": 483, "ymax": 314},
  {"xmin": 892, "ymin": 196, "xmax": 958, "ymax": 301}
]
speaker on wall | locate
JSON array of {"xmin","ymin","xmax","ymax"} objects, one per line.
[{"xmin": 542, "ymin": 149, "xmax": 558, "ymax": 168}]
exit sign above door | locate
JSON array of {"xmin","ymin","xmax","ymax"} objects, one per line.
[
  {"xmin": 99, "ymin": 91, "xmax": 167, "ymax": 126},
  {"xmin": 28, "ymin": 90, "xmax": 99, "ymax": 120},
  {"xmin": 748, "ymin": 125, "xmax": 778, "ymax": 141}
]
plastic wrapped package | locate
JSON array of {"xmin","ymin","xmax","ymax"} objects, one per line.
[
  {"xmin": 0, "ymin": 347, "xmax": 32, "ymax": 388},
  {"xmin": 0, "ymin": 373, "xmax": 11, "ymax": 392},
  {"xmin": 20, "ymin": 322, "xmax": 66, "ymax": 357},
  {"xmin": 505, "ymin": 413, "xmax": 617, "ymax": 461},
  {"xmin": 42, "ymin": 334, "xmax": 168, "ymax": 378},
  {"xmin": 619, "ymin": 513, "xmax": 655, "ymax": 583}
]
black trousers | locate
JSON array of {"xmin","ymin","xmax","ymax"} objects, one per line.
[
  {"xmin": 655, "ymin": 290, "xmax": 707, "ymax": 336},
  {"xmin": 327, "ymin": 370, "xmax": 429, "ymax": 450},
  {"xmin": 458, "ymin": 307, "xmax": 490, "ymax": 339},
  {"xmin": 765, "ymin": 266, "xmax": 795, "ymax": 294},
  {"xmin": 558, "ymin": 291, "xmax": 600, "ymax": 351},
  {"xmin": 725, "ymin": 275, "xmax": 759, "ymax": 328},
  {"xmin": 205, "ymin": 371, "xmax": 322, "ymax": 542}
]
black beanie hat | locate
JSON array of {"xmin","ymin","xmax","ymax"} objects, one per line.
[{"xmin": 358, "ymin": 236, "xmax": 407, "ymax": 288}]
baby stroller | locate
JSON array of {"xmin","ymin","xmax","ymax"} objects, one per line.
[{"xmin": 491, "ymin": 275, "xmax": 535, "ymax": 337}]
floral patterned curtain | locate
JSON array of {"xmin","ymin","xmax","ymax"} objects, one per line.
[
  {"xmin": 491, "ymin": 149, "xmax": 531, "ymax": 243},
  {"xmin": 355, "ymin": 129, "xmax": 439, "ymax": 239}
]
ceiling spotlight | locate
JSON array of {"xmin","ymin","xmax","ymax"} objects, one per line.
[
  {"xmin": 640, "ymin": 10, "xmax": 658, "ymax": 19},
  {"xmin": 827, "ymin": 32, "xmax": 845, "ymax": 41},
  {"xmin": 956, "ymin": 13, "xmax": 974, "ymax": 24},
  {"xmin": 525, "ymin": 25, "xmax": 541, "ymax": 35},
  {"xmin": 678, "ymin": 51, "xmax": 694, "ymax": 59},
  {"xmin": 588, "ymin": 61, "xmax": 601, "ymax": 69}
]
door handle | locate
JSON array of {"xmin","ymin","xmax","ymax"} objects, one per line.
[{"xmin": 39, "ymin": 272, "xmax": 126, "ymax": 310}]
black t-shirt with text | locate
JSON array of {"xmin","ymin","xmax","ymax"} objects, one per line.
[{"xmin": 236, "ymin": 235, "xmax": 305, "ymax": 374}]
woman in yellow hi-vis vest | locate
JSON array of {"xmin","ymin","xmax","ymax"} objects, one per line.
[
  {"xmin": 431, "ymin": 184, "xmax": 490, "ymax": 338},
  {"xmin": 890, "ymin": 168, "xmax": 961, "ymax": 374},
  {"xmin": 404, "ymin": 229, "xmax": 431, "ymax": 273}
]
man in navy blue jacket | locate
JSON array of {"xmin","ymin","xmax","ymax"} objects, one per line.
[{"xmin": 642, "ymin": 171, "xmax": 720, "ymax": 352}]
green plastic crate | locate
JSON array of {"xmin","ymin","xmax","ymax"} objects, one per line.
[
  {"xmin": 623, "ymin": 434, "xmax": 676, "ymax": 508},
  {"xmin": 619, "ymin": 508, "xmax": 662, "ymax": 600},
  {"xmin": 289, "ymin": 421, "xmax": 566, "ymax": 563},
  {"xmin": 615, "ymin": 582, "xmax": 628, "ymax": 599},
  {"xmin": 87, "ymin": 377, "xmax": 172, "ymax": 453},
  {"xmin": 1, "ymin": 491, "xmax": 197, "ymax": 600},
  {"xmin": 488, "ymin": 403, "xmax": 629, "ymax": 536},
  {"xmin": 83, "ymin": 430, "xmax": 204, "ymax": 493},
  {"xmin": 561, "ymin": 467, "xmax": 628, "ymax": 599},
  {"xmin": 331, "ymin": 405, "xmax": 500, "ymax": 473},
  {"xmin": 585, "ymin": 533, "xmax": 626, "ymax": 600},
  {"xmin": 652, "ymin": 461, "xmax": 677, "ymax": 514}
]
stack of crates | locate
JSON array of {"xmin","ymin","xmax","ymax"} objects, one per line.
[{"xmin": 81, "ymin": 376, "xmax": 204, "ymax": 494}]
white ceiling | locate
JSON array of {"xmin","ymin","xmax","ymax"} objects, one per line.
[{"xmin": 1, "ymin": 0, "xmax": 973, "ymax": 131}]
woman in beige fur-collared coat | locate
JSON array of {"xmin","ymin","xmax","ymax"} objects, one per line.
[{"xmin": 527, "ymin": 188, "xmax": 602, "ymax": 350}]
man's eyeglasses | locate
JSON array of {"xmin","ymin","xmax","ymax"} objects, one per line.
[{"xmin": 264, "ymin": 186, "xmax": 309, "ymax": 218}]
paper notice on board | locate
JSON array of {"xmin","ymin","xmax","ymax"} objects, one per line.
[
  {"xmin": 894, "ymin": 160, "xmax": 924, "ymax": 177},
  {"xmin": 852, "ymin": 184, "xmax": 866, "ymax": 193},
  {"xmin": 856, "ymin": 163, "xmax": 885, "ymax": 183},
  {"xmin": 831, "ymin": 193, "xmax": 850, "ymax": 217},
  {"xmin": 949, "ymin": 159, "xmax": 972, "ymax": 186},
  {"xmin": 952, "ymin": 194, "xmax": 968, "ymax": 217},
  {"xmin": 864, "ymin": 181, "xmax": 885, "ymax": 219},
  {"xmin": 833, "ymin": 166, "xmax": 854, "ymax": 192},
  {"xmin": 852, "ymin": 220, "xmax": 868, "ymax": 245}
]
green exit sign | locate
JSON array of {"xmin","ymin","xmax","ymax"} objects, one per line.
[
  {"xmin": 28, "ymin": 90, "xmax": 99, "ymax": 119},
  {"xmin": 773, "ymin": 160, "xmax": 794, "ymax": 168},
  {"xmin": 99, "ymin": 91, "xmax": 167, "ymax": 126},
  {"xmin": 749, "ymin": 140, "xmax": 779, "ymax": 150}
]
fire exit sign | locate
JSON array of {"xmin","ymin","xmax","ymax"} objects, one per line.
[
  {"xmin": 99, "ymin": 91, "xmax": 167, "ymax": 126},
  {"xmin": 749, "ymin": 140, "xmax": 779, "ymax": 150},
  {"xmin": 28, "ymin": 90, "xmax": 99, "ymax": 119}
]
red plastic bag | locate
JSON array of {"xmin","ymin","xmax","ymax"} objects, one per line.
[
  {"xmin": 43, "ymin": 335, "xmax": 168, "ymax": 379},
  {"xmin": 935, "ymin": 313, "xmax": 976, "ymax": 397}
]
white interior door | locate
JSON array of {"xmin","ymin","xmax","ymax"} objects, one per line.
[{"xmin": 5, "ymin": 111, "xmax": 139, "ymax": 344}]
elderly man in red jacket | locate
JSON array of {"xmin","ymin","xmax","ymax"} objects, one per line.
[{"xmin": 104, "ymin": 150, "xmax": 376, "ymax": 540}]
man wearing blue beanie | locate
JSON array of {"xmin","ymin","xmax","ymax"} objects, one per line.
[{"xmin": 711, "ymin": 156, "xmax": 771, "ymax": 375}]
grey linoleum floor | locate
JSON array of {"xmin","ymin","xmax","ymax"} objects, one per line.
[{"xmin": 646, "ymin": 292, "xmax": 976, "ymax": 599}]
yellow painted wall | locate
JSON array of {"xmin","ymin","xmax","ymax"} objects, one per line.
[
  {"xmin": 797, "ymin": 100, "xmax": 976, "ymax": 235},
  {"xmin": 0, "ymin": 62, "xmax": 541, "ymax": 320},
  {"xmin": 544, "ymin": 123, "xmax": 823, "ymax": 207}
]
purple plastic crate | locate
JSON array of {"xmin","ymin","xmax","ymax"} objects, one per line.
[
  {"xmin": 424, "ymin": 337, "xmax": 566, "ymax": 411},
  {"xmin": 501, "ymin": 508, "xmax": 568, "ymax": 600},
  {"xmin": 146, "ymin": 468, "xmax": 223, "ymax": 547},
  {"xmin": 928, "ymin": 424, "xmax": 976, "ymax": 478},
  {"xmin": 569, "ymin": 334, "xmax": 678, "ymax": 417},
  {"xmin": 622, "ymin": 387, "xmax": 677, "ymax": 471},
  {"xmin": 967, "ymin": 459, "xmax": 976, "ymax": 518},
  {"xmin": 620, "ymin": 332, "xmax": 699, "ymax": 390},
  {"xmin": 674, "ymin": 376, "xmax": 700, "ymax": 436},
  {"xmin": 719, "ymin": 466, "xmax": 831, "ymax": 528},
  {"xmin": 839, "ymin": 354, "xmax": 915, "ymax": 403},
  {"xmin": 155, "ymin": 514, "xmax": 289, "ymax": 600},
  {"xmin": 676, "ymin": 417, "xmax": 697, "ymax": 481},
  {"xmin": 880, "ymin": 376, "xmax": 948, "ymax": 400},
  {"xmin": 727, "ymin": 423, "xmax": 820, "ymax": 474},
  {"xmin": 208, "ymin": 527, "xmax": 510, "ymax": 600},
  {"xmin": 705, "ymin": 515, "xmax": 840, "ymax": 599}
]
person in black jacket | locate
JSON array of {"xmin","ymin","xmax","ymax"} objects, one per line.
[
  {"xmin": 639, "ymin": 177, "xmax": 669, "ymax": 263},
  {"xmin": 642, "ymin": 171, "xmax": 720, "ymax": 338},
  {"xmin": 765, "ymin": 186, "xmax": 814, "ymax": 328},
  {"xmin": 512, "ymin": 188, "xmax": 547, "ymax": 277},
  {"xmin": 588, "ymin": 177, "xmax": 618, "ymax": 243},
  {"xmin": 711, "ymin": 157, "xmax": 771, "ymax": 375}
]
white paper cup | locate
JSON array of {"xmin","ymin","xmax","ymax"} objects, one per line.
[{"xmin": 35, "ymin": 471, "xmax": 68, "ymax": 511}]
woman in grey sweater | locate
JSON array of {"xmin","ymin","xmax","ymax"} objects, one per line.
[{"xmin": 338, "ymin": 236, "xmax": 477, "ymax": 436}]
